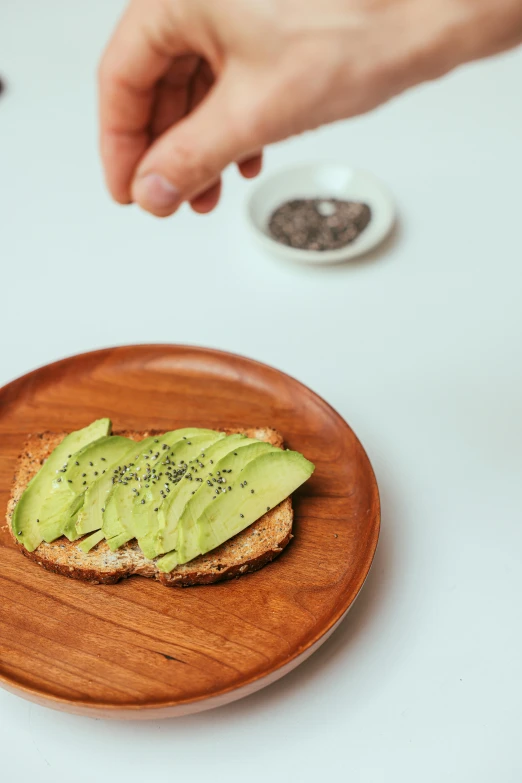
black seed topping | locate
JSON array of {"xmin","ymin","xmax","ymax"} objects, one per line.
[
  {"xmin": 141, "ymin": 499, "xmax": 145, "ymax": 504},
  {"xmin": 75, "ymin": 461, "xmax": 79, "ymax": 466},
  {"xmin": 68, "ymin": 479, "xmax": 72, "ymax": 483},
  {"xmin": 240, "ymin": 514, "xmax": 244, "ymax": 518},
  {"xmin": 251, "ymin": 489, "xmax": 254, "ymax": 494},
  {"xmin": 101, "ymin": 457, "xmax": 106, "ymax": 461},
  {"xmin": 210, "ymin": 460, "xmax": 213, "ymax": 464},
  {"xmin": 228, "ymin": 487, "xmax": 232, "ymax": 491},
  {"xmin": 82, "ymin": 480, "xmax": 86, "ymax": 485},
  {"xmin": 267, "ymin": 506, "xmax": 270, "ymax": 511},
  {"xmin": 154, "ymin": 508, "xmax": 158, "ymax": 512},
  {"xmin": 102, "ymin": 507, "xmax": 105, "ymax": 512},
  {"xmin": 89, "ymin": 462, "xmax": 93, "ymax": 466},
  {"xmin": 94, "ymin": 471, "xmax": 98, "ymax": 476}
]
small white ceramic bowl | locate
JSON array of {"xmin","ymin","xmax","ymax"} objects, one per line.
[{"xmin": 246, "ymin": 163, "xmax": 396, "ymax": 264}]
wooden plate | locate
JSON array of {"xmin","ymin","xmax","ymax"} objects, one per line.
[{"xmin": 0, "ymin": 345, "xmax": 380, "ymax": 718}]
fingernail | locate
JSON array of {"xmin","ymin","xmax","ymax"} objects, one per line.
[{"xmin": 133, "ymin": 173, "xmax": 180, "ymax": 212}]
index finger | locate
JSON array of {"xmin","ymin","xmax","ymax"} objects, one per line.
[{"xmin": 98, "ymin": 0, "xmax": 184, "ymax": 203}]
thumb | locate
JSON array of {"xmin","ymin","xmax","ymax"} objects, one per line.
[{"xmin": 132, "ymin": 77, "xmax": 252, "ymax": 217}]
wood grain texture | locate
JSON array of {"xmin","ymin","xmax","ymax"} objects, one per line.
[{"xmin": 0, "ymin": 345, "xmax": 380, "ymax": 718}]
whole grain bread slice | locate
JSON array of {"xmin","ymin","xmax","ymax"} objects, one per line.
[{"xmin": 6, "ymin": 427, "xmax": 293, "ymax": 587}]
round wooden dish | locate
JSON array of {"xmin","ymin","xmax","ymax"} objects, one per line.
[{"xmin": 0, "ymin": 345, "xmax": 380, "ymax": 718}]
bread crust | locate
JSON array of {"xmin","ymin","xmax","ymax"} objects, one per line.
[{"xmin": 6, "ymin": 428, "xmax": 293, "ymax": 587}]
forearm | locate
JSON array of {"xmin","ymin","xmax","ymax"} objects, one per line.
[{"xmin": 412, "ymin": 0, "xmax": 522, "ymax": 82}]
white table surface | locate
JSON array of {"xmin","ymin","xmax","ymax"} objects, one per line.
[{"xmin": 2, "ymin": 2, "xmax": 522, "ymax": 781}]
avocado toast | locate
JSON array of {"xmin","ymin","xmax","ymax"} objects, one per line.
[{"xmin": 6, "ymin": 421, "xmax": 314, "ymax": 586}]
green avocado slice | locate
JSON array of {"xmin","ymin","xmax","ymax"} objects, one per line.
[
  {"xmin": 103, "ymin": 429, "xmax": 223, "ymax": 551},
  {"xmin": 131, "ymin": 432, "xmax": 246, "ymax": 558},
  {"xmin": 75, "ymin": 436, "xmax": 157, "ymax": 536},
  {"xmin": 100, "ymin": 428, "xmax": 220, "ymax": 543},
  {"xmin": 38, "ymin": 435, "xmax": 133, "ymax": 543},
  {"xmin": 78, "ymin": 528, "xmax": 105, "ymax": 554},
  {"xmin": 140, "ymin": 433, "xmax": 256, "ymax": 558},
  {"xmin": 156, "ymin": 449, "xmax": 315, "ymax": 573},
  {"xmin": 11, "ymin": 418, "xmax": 111, "ymax": 552},
  {"xmin": 159, "ymin": 440, "xmax": 278, "ymax": 561}
]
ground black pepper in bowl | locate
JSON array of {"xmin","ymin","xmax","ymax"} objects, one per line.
[{"xmin": 268, "ymin": 198, "xmax": 371, "ymax": 251}]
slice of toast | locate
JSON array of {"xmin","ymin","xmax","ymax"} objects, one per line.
[{"xmin": 6, "ymin": 427, "xmax": 293, "ymax": 587}]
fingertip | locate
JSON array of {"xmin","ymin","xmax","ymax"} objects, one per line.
[
  {"xmin": 190, "ymin": 180, "xmax": 222, "ymax": 214},
  {"xmin": 238, "ymin": 153, "xmax": 263, "ymax": 179},
  {"xmin": 131, "ymin": 172, "xmax": 182, "ymax": 217},
  {"xmin": 100, "ymin": 129, "xmax": 147, "ymax": 205}
]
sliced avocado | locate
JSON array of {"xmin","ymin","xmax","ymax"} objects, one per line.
[
  {"xmin": 137, "ymin": 534, "xmax": 163, "ymax": 561},
  {"xmin": 59, "ymin": 494, "xmax": 88, "ymax": 541},
  {"xmin": 75, "ymin": 436, "xmax": 157, "ymax": 536},
  {"xmin": 132, "ymin": 432, "xmax": 245, "ymax": 557},
  {"xmin": 155, "ymin": 550, "xmax": 179, "ymax": 573},
  {"xmin": 139, "ymin": 433, "xmax": 255, "ymax": 558},
  {"xmin": 103, "ymin": 429, "xmax": 223, "ymax": 551},
  {"xmin": 105, "ymin": 530, "xmax": 130, "ymax": 551},
  {"xmin": 159, "ymin": 439, "xmax": 278, "ymax": 561},
  {"xmin": 38, "ymin": 435, "xmax": 132, "ymax": 543},
  {"xmin": 78, "ymin": 528, "xmax": 105, "ymax": 554},
  {"xmin": 101, "ymin": 428, "xmax": 220, "ymax": 543},
  {"xmin": 156, "ymin": 449, "xmax": 314, "ymax": 572},
  {"xmin": 11, "ymin": 418, "xmax": 111, "ymax": 552}
]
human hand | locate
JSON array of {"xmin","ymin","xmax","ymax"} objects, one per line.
[{"xmin": 98, "ymin": 0, "xmax": 522, "ymax": 217}]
